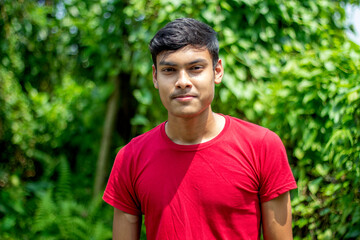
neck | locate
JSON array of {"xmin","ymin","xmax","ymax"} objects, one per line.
[{"xmin": 165, "ymin": 108, "xmax": 225, "ymax": 145}]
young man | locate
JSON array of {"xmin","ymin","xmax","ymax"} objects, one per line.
[{"xmin": 103, "ymin": 18, "xmax": 297, "ymax": 240}]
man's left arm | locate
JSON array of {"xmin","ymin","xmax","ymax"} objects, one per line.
[{"xmin": 261, "ymin": 191, "xmax": 294, "ymax": 240}]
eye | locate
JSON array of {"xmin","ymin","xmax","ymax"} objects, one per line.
[
  {"xmin": 190, "ymin": 65, "xmax": 204, "ymax": 72},
  {"xmin": 161, "ymin": 67, "xmax": 176, "ymax": 73}
]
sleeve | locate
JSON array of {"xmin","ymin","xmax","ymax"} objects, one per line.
[
  {"xmin": 102, "ymin": 143, "xmax": 142, "ymax": 215},
  {"xmin": 258, "ymin": 130, "xmax": 297, "ymax": 203}
]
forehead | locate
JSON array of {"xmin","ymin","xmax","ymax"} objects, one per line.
[{"xmin": 156, "ymin": 46, "xmax": 211, "ymax": 65}]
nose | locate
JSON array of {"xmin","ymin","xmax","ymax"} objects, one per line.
[{"xmin": 175, "ymin": 70, "xmax": 192, "ymax": 89}]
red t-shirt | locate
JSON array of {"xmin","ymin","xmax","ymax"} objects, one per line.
[{"xmin": 103, "ymin": 115, "xmax": 297, "ymax": 239}]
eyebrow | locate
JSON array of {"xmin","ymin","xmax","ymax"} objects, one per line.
[{"xmin": 159, "ymin": 58, "xmax": 208, "ymax": 66}]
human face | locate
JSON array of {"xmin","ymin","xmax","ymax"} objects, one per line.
[{"xmin": 152, "ymin": 46, "xmax": 223, "ymax": 119}]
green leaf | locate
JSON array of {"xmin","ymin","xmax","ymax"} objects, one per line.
[{"xmin": 308, "ymin": 177, "xmax": 323, "ymax": 195}]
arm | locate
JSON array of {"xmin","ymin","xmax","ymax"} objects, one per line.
[
  {"xmin": 261, "ymin": 191, "xmax": 293, "ymax": 240},
  {"xmin": 113, "ymin": 208, "xmax": 142, "ymax": 240}
]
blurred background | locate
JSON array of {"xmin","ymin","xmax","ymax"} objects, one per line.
[{"xmin": 1, "ymin": 0, "xmax": 359, "ymax": 239}]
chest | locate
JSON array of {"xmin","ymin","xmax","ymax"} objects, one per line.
[{"xmin": 134, "ymin": 146, "xmax": 261, "ymax": 215}]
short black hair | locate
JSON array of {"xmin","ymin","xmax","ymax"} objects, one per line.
[{"xmin": 149, "ymin": 18, "xmax": 219, "ymax": 69}]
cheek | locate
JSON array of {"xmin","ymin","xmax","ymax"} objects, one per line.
[
  {"xmin": 157, "ymin": 86, "xmax": 170, "ymax": 105},
  {"xmin": 198, "ymin": 79, "xmax": 215, "ymax": 94}
]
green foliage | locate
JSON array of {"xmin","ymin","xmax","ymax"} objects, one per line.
[
  {"xmin": 1, "ymin": 0, "xmax": 360, "ymax": 239},
  {"xmin": 31, "ymin": 157, "xmax": 112, "ymax": 240},
  {"xmin": 256, "ymin": 41, "xmax": 360, "ymax": 239}
]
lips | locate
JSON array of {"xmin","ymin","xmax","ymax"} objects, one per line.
[{"xmin": 171, "ymin": 93, "xmax": 197, "ymax": 100}]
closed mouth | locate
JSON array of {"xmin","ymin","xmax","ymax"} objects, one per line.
[
  {"xmin": 175, "ymin": 95, "xmax": 195, "ymax": 99},
  {"xmin": 171, "ymin": 93, "xmax": 197, "ymax": 99}
]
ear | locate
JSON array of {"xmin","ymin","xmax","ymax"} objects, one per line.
[
  {"xmin": 214, "ymin": 59, "xmax": 224, "ymax": 84},
  {"xmin": 152, "ymin": 64, "xmax": 159, "ymax": 89}
]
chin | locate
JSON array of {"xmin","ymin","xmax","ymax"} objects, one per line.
[{"xmin": 171, "ymin": 108, "xmax": 210, "ymax": 119}]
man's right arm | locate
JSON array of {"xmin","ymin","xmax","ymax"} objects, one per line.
[{"xmin": 113, "ymin": 208, "xmax": 142, "ymax": 240}]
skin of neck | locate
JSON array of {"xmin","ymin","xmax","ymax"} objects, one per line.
[{"xmin": 165, "ymin": 107, "xmax": 225, "ymax": 145}]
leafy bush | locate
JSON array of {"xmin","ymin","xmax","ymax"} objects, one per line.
[
  {"xmin": 255, "ymin": 39, "xmax": 360, "ymax": 240},
  {"xmin": 31, "ymin": 157, "xmax": 112, "ymax": 240},
  {"xmin": 1, "ymin": 0, "xmax": 359, "ymax": 239}
]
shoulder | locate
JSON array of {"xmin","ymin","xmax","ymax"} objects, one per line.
[
  {"xmin": 127, "ymin": 122, "xmax": 165, "ymax": 148},
  {"xmin": 225, "ymin": 115, "xmax": 284, "ymax": 147},
  {"xmin": 114, "ymin": 122, "xmax": 165, "ymax": 168},
  {"xmin": 226, "ymin": 115, "xmax": 269, "ymax": 138}
]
